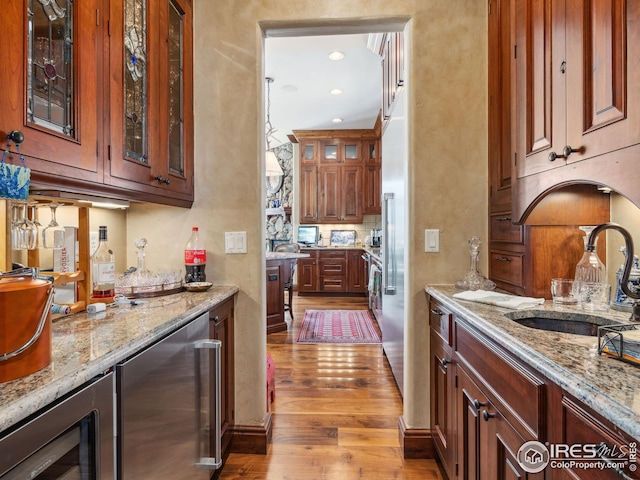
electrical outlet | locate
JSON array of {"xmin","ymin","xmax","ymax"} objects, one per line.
[{"xmin": 90, "ymin": 231, "xmax": 99, "ymax": 256}]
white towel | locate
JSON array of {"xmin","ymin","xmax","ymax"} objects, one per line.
[{"xmin": 452, "ymin": 290, "xmax": 545, "ymax": 310}]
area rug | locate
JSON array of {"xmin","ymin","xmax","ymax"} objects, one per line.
[{"xmin": 296, "ymin": 310, "xmax": 381, "ymax": 344}]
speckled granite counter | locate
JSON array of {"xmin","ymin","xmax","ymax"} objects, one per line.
[
  {"xmin": 426, "ymin": 285, "xmax": 640, "ymax": 440},
  {"xmin": 0, "ymin": 285, "xmax": 238, "ymax": 433},
  {"xmin": 265, "ymin": 251, "xmax": 310, "ymax": 260}
]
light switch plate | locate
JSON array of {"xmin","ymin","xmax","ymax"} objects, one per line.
[
  {"xmin": 425, "ymin": 229, "xmax": 439, "ymax": 253},
  {"xmin": 225, "ymin": 231, "xmax": 247, "ymax": 254}
]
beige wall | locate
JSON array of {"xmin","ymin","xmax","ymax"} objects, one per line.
[{"xmin": 125, "ymin": 0, "xmax": 489, "ymax": 431}]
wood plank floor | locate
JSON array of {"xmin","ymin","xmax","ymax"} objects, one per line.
[{"xmin": 217, "ymin": 294, "xmax": 446, "ymax": 480}]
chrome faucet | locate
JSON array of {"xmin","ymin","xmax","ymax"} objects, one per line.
[{"xmin": 587, "ymin": 223, "xmax": 640, "ymax": 322}]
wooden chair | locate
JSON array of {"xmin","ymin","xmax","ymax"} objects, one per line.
[{"xmin": 273, "ymin": 242, "xmax": 300, "ymax": 319}]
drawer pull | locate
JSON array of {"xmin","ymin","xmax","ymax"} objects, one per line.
[
  {"xmin": 268, "ymin": 274, "xmax": 278, "ymax": 281},
  {"xmin": 496, "ymin": 256, "xmax": 512, "ymax": 262},
  {"xmin": 495, "ymin": 216, "xmax": 511, "ymax": 222},
  {"xmin": 430, "ymin": 308, "xmax": 444, "ymax": 315},
  {"xmin": 441, "ymin": 358, "xmax": 449, "ymax": 367},
  {"xmin": 482, "ymin": 410, "xmax": 495, "ymax": 422},
  {"xmin": 597, "ymin": 442, "xmax": 635, "ymax": 480},
  {"xmin": 473, "ymin": 399, "xmax": 486, "ymax": 410}
]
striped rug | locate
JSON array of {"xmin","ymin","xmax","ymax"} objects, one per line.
[{"xmin": 296, "ymin": 309, "xmax": 381, "ymax": 344}]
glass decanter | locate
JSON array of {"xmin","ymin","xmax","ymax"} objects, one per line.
[
  {"xmin": 573, "ymin": 226, "xmax": 605, "ymax": 295},
  {"xmin": 455, "ymin": 236, "xmax": 496, "ymax": 291}
]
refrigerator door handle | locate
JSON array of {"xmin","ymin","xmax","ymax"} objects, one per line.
[
  {"xmin": 195, "ymin": 339, "xmax": 222, "ymax": 470},
  {"xmin": 382, "ymin": 192, "xmax": 396, "ymax": 295}
]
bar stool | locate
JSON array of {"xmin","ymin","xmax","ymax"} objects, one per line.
[{"xmin": 273, "ymin": 242, "xmax": 300, "ymax": 319}]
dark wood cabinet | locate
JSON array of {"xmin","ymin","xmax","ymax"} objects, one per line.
[
  {"xmin": 294, "ymin": 130, "xmax": 380, "ymax": 224},
  {"xmin": 297, "ymin": 249, "xmax": 366, "ymax": 295},
  {"xmin": 487, "ymin": 1, "xmax": 611, "ymax": 299},
  {"xmin": 209, "ymin": 298, "xmax": 235, "ymax": 461},
  {"xmin": 299, "ymin": 165, "xmax": 318, "ymax": 223},
  {"xmin": 107, "ymin": 0, "xmax": 194, "ymax": 205},
  {"xmin": 318, "ymin": 249, "xmax": 347, "ymax": 292},
  {"xmin": 429, "ymin": 300, "xmax": 456, "ymax": 480},
  {"xmin": 0, "ymin": 0, "xmax": 194, "ymax": 208},
  {"xmin": 512, "ymin": 0, "xmax": 640, "ymax": 221},
  {"xmin": 381, "ymin": 32, "xmax": 404, "ymax": 130},
  {"xmin": 346, "ymin": 250, "xmax": 367, "ymax": 293},
  {"xmin": 0, "ymin": 0, "xmax": 104, "ymax": 187},
  {"xmin": 266, "ymin": 259, "xmax": 294, "ymax": 333}
]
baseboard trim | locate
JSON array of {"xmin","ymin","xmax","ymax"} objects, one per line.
[
  {"xmin": 229, "ymin": 413, "xmax": 273, "ymax": 455},
  {"xmin": 399, "ymin": 416, "xmax": 436, "ymax": 459}
]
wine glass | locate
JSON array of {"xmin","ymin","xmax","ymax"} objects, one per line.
[
  {"xmin": 19, "ymin": 203, "xmax": 38, "ymax": 250},
  {"xmin": 28, "ymin": 202, "xmax": 43, "ymax": 248},
  {"xmin": 42, "ymin": 203, "xmax": 65, "ymax": 249},
  {"xmin": 10, "ymin": 204, "xmax": 25, "ymax": 250}
]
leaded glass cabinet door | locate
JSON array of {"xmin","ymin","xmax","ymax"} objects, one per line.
[
  {"xmin": 0, "ymin": 0, "xmax": 103, "ymax": 183},
  {"xmin": 108, "ymin": 0, "xmax": 193, "ymax": 203}
]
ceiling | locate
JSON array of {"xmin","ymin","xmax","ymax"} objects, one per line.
[{"xmin": 264, "ymin": 34, "xmax": 383, "ymax": 146}]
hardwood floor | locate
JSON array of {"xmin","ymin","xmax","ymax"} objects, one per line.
[{"xmin": 217, "ymin": 294, "xmax": 445, "ymax": 480}]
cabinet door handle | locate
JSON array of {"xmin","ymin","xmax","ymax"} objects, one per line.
[
  {"xmin": 496, "ymin": 256, "xmax": 511, "ymax": 262},
  {"xmin": 473, "ymin": 399, "xmax": 486, "ymax": 410},
  {"xmin": 430, "ymin": 308, "xmax": 444, "ymax": 315},
  {"xmin": 548, "ymin": 145, "xmax": 579, "ymax": 162},
  {"xmin": 482, "ymin": 410, "xmax": 495, "ymax": 422}
]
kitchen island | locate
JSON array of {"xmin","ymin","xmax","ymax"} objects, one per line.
[
  {"xmin": 266, "ymin": 251, "xmax": 309, "ymax": 333},
  {"xmin": 0, "ymin": 285, "xmax": 238, "ymax": 433},
  {"xmin": 427, "ymin": 285, "xmax": 640, "ymax": 479}
]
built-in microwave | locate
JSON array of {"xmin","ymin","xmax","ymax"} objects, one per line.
[{"xmin": 0, "ymin": 373, "xmax": 114, "ymax": 479}]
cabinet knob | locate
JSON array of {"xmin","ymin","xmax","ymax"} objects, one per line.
[
  {"xmin": 155, "ymin": 174, "xmax": 165, "ymax": 182},
  {"xmin": 473, "ymin": 399, "xmax": 486, "ymax": 410},
  {"xmin": 482, "ymin": 410, "xmax": 495, "ymax": 422},
  {"xmin": 548, "ymin": 145, "xmax": 579, "ymax": 162},
  {"xmin": 7, "ymin": 130, "xmax": 24, "ymax": 146},
  {"xmin": 441, "ymin": 358, "xmax": 449, "ymax": 367}
]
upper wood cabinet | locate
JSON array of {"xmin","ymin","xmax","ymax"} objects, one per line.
[
  {"xmin": 107, "ymin": 0, "xmax": 194, "ymax": 204},
  {"xmin": 0, "ymin": 0, "xmax": 104, "ymax": 187},
  {"xmin": 0, "ymin": 0, "xmax": 194, "ymax": 208},
  {"xmin": 488, "ymin": 0, "xmax": 515, "ymax": 214},
  {"xmin": 513, "ymin": 0, "xmax": 640, "ymax": 221},
  {"xmin": 381, "ymin": 32, "xmax": 405, "ymax": 131},
  {"xmin": 294, "ymin": 130, "xmax": 380, "ymax": 224}
]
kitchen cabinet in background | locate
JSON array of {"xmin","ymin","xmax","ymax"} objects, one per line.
[
  {"xmin": 297, "ymin": 248, "xmax": 367, "ymax": 295},
  {"xmin": 294, "ymin": 128, "xmax": 381, "ymax": 224}
]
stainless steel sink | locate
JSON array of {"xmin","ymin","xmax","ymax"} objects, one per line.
[{"xmin": 504, "ymin": 310, "xmax": 622, "ymax": 336}]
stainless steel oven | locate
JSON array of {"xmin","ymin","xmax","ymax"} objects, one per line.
[{"xmin": 0, "ymin": 372, "xmax": 114, "ymax": 479}]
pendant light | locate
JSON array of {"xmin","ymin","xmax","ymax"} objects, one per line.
[{"xmin": 265, "ymin": 77, "xmax": 284, "ymax": 177}]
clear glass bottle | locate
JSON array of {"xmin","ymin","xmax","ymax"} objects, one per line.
[
  {"xmin": 91, "ymin": 225, "xmax": 115, "ymax": 298},
  {"xmin": 573, "ymin": 226, "xmax": 606, "ymax": 293},
  {"xmin": 184, "ymin": 227, "xmax": 206, "ymax": 283}
]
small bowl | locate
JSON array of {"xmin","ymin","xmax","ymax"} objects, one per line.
[{"xmin": 184, "ymin": 282, "xmax": 213, "ymax": 292}]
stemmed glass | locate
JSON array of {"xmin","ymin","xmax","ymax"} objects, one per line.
[
  {"xmin": 20, "ymin": 203, "xmax": 38, "ymax": 250},
  {"xmin": 28, "ymin": 202, "xmax": 43, "ymax": 248},
  {"xmin": 42, "ymin": 203, "xmax": 66, "ymax": 249}
]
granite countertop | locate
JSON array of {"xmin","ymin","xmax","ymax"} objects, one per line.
[
  {"xmin": 0, "ymin": 285, "xmax": 238, "ymax": 433},
  {"xmin": 265, "ymin": 251, "xmax": 310, "ymax": 260},
  {"xmin": 426, "ymin": 285, "xmax": 640, "ymax": 440}
]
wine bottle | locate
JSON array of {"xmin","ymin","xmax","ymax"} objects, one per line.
[{"xmin": 91, "ymin": 225, "xmax": 115, "ymax": 298}]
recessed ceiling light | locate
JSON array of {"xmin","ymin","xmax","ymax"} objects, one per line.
[
  {"xmin": 329, "ymin": 51, "xmax": 345, "ymax": 61},
  {"xmin": 330, "ymin": 88, "xmax": 343, "ymax": 95},
  {"xmin": 332, "ymin": 118, "xmax": 343, "ymax": 123}
]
